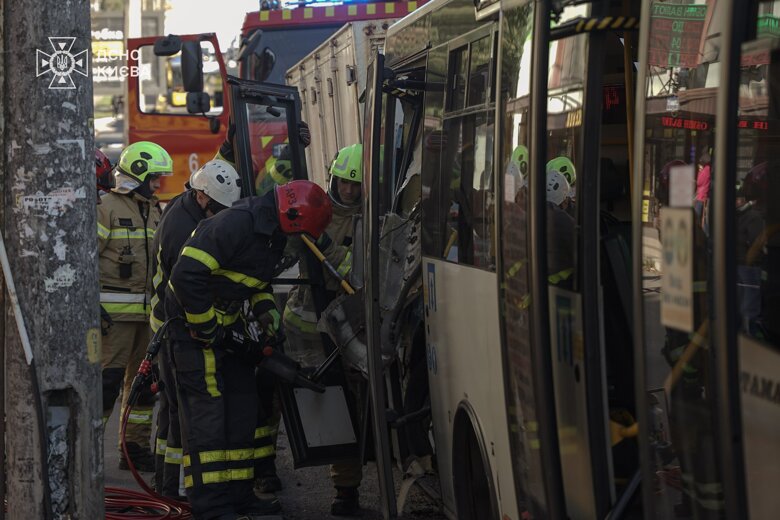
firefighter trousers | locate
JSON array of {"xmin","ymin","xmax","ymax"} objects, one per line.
[
  {"xmin": 172, "ymin": 335, "xmax": 258, "ymax": 519},
  {"xmin": 154, "ymin": 339, "xmax": 183, "ymax": 497},
  {"xmin": 101, "ymin": 321, "xmax": 155, "ymax": 451},
  {"xmin": 254, "ymin": 367, "xmax": 279, "ymax": 478}
]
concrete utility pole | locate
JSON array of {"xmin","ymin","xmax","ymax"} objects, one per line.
[{"xmin": 3, "ymin": 1, "xmax": 103, "ymax": 518}]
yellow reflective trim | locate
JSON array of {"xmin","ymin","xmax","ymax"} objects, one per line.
[
  {"xmin": 282, "ymin": 9, "xmax": 291, "ymax": 20},
  {"xmin": 184, "ymin": 474, "xmax": 193, "ymax": 488},
  {"xmin": 326, "ymin": 6, "xmax": 335, "ymax": 16},
  {"xmin": 337, "ymin": 251, "xmax": 352, "ymax": 277},
  {"xmin": 107, "ymin": 228, "xmax": 155, "ymax": 240},
  {"xmin": 186, "ymin": 306, "xmax": 216, "ymax": 325},
  {"xmin": 586, "ymin": 18, "xmax": 598, "ymax": 30},
  {"xmin": 198, "ymin": 450, "xmax": 226, "ymax": 464},
  {"xmin": 200, "ymin": 468, "xmax": 254, "ymax": 484},
  {"xmin": 165, "ymin": 447, "xmax": 183, "ymax": 465},
  {"xmin": 150, "ymin": 294, "xmax": 160, "ymax": 311},
  {"xmin": 408, "ymin": 1, "xmax": 417, "ymax": 11},
  {"xmin": 228, "ymin": 448, "xmax": 254, "ymax": 461},
  {"xmin": 213, "ymin": 269, "xmax": 268, "ymax": 289},
  {"xmin": 548, "ymin": 268, "xmax": 574, "ymax": 285},
  {"xmin": 366, "ymin": 3, "xmax": 376, "ymax": 14},
  {"xmin": 598, "ymin": 17, "xmax": 612, "ymax": 29},
  {"xmin": 348, "ymin": 5, "xmax": 357, "ymax": 15},
  {"xmin": 283, "ymin": 305, "xmax": 318, "ymax": 334},
  {"xmin": 250, "ymin": 292, "xmax": 275, "ymax": 306},
  {"xmin": 203, "ymin": 349, "xmax": 221, "ymax": 398},
  {"xmin": 266, "ymin": 165, "xmax": 290, "ymax": 186},
  {"xmin": 507, "ymin": 260, "xmax": 525, "ymax": 279},
  {"xmin": 156, "ymin": 439, "xmax": 167, "ymax": 456},
  {"xmin": 183, "ymin": 454, "xmax": 191, "ymax": 467},
  {"xmin": 255, "ymin": 445, "xmax": 275, "ymax": 459},
  {"xmin": 97, "ymin": 222, "xmax": 110, "ymax": 239},
  {"xmin": 384, "ymin": 2, "xmax": 395, "ymax": 14},
  {"xmin": 128, "ymin": 409, "xmax": 153, "ymax": 424},
  {"xmin": 150, "ymin": 313, "xmax": 164, "ymax": 333},
  {"xmin": 215, "ymin": 309, "xmax": 241, "ymax": 326},
  {"xmin": 152, "ymin": 267, "xmax": 163, "ymax": 290},
  {"xmin": 259, "ymin": 11, "xmax": 269, "ymax": 21},
  {"xmin": 103, "ymin": 302, "xmax": 149, "ymax": 315},
  {"xmin": 181, "ymin": 246, "xmax": 220, "ymax": 271},
  {"xmin": 303, "ymin": 7, "xmax": 313, "ymax": 18},
  {"xmin": 261, "ymin": 136, "xmax": 274, "ymax": 148},
  {"xmin": 255, "ymin": 425, "xmax": 276, "ymax": 439}
]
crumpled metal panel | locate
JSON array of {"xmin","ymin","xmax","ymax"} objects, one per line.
[{"xmin": 321, "ymin": 206, "xmax": 422, "ymax": 374}]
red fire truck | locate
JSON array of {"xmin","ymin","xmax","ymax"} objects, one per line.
[{"xmin": 126, "ymin": 1, "xmax": 427, "ymax": 201}]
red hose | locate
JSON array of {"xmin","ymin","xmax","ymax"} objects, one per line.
[{"xmin": 104, "ymin": 400, "xmax": 192, "ymax": 519}]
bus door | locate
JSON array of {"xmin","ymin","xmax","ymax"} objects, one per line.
[
  {"xmin": 728, "ymin": 4, "xmax": 780, "ymax": 516},
  {"xmin": 633, "ymin": 0, "xmax": 730, "ymax": 517},
  {"xmin": 127, "ymin": 34, "xmax": 229, "ymax": 201},
  {"xmin": 228, "ymin": 75, "xmax": 368, "ymax": 469},
  {"xmin": 520, "ymin": 1, "xmax": 642, "ymax": 518}
]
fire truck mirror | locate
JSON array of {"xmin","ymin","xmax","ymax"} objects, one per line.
[
  {"xmin": 181, "ymin": 41, "xmax": 204, "ymax": 93},
  {"xmin": 153, "ymin": 35, "xmax": 182, "ymax": 57},
  {"xmin": 254, "ymin": 47, "xmax": 276, "ymax": 83},
  {"xmin": 186, "ymin": 92, "xmax": 211, "ymax": 114}
]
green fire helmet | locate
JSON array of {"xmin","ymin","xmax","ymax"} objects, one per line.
[
  {"xmin": 546, "ymin": 156, "xmax": 576, "ymax": 187},
  {"xmin": 117, "ymin": 141, "xmax": 173, "ymax": 183},
  {"xmin": 329, "ymin": 143, "xmax": 363, "ymax": 183}
]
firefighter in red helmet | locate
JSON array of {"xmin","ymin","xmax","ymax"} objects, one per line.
[
  {"xmin": 95, "ymin": 148, "xmax": 113, "ymax": 198},
  {"xmin": 165, "ymin": 180, "xmax": 331, "ymax": 519}
]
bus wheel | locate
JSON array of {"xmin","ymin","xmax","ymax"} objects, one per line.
[{"xmin": 452, "ymin": 407, "xmax": 499, "ymax": 520}]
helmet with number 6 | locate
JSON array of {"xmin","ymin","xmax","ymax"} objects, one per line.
[
  {"xmin": 328, "ymin": 144, "xmax": 363, "ymax": 209},
  {"xmin": 275, "ymin": 180, "xmax": 333, "ymax": 238},
  {"xmin": 190, "ymin": 159, "xmax": 242, "ymax": 208},
  {"xmin": 117, "ymin": 141, "xmax": 173, "ymax": 183}
]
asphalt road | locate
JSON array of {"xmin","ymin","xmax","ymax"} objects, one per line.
[{"xmin": 104, "ymin": 399, "xmax": 445, "ymax": 519}]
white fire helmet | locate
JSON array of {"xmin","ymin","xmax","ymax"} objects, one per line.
[
  {"xmin": 190, "ymin": 159, "xmax": 242, "ymax": 208},
  {"xmin": 546, "ymin": 169, "xmax": 571, "ymax": 207}
]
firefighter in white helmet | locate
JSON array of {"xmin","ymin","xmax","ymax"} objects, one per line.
[{"xmin": 149, "ymin": 159, "xmax": 244, "ymax": 500}]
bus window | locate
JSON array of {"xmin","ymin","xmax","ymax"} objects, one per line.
[
  {"xmin": 638, "ymin": 1, "xmax": 724, "ymax": 517},
  {"xmin": 439, "ymin": 29, "xmax": 497, "ymax": 270},
  {"xmin": 735, "ymin": 3, "xmax": 780, "ymax": 516},
  {"xmin": 138, "ymin": 40, "xmax": 224, "ymax": 116},
  {"xmin": 497, "ymin": 2, "xmax": 544, "ymax": 516}
]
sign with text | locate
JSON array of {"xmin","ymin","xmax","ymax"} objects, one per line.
[
  {"xmin": 739, "ymin": 335, "xmax": 780, "ymax": 518},
  {"xmin": 660, "ymin": 208, "xmax": 694, "ymax": 332},
  {"xmin": 649, "ymin": 3, "xmax": 707, "ymax": 69}
]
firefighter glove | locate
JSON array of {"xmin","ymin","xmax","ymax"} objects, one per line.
[
  {"xmin": 190, "ymin": 324, "xmax": 225, "ymax": 346},
  {"xmin": 315, "ymin": 231, "xmax": 333, "ymax": 251},
  {"xmin": 219, "ymin": 122, "xmax": 237, "ymax": 163},
  {"xmin": 256, "ymin": 308, "xmax": 281, "ymax": 338},
  {"xmin": 298, "ymin": 121, "xmax": 311, "ymax": 148}
]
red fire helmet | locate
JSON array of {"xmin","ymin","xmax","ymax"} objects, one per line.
[
  {"xmin": 275, "ymin": 180, "xmax": 332, "ymax": 238},
  {"xmin": 95, "ymin": 148, "xmax": 113, "ymax": 192}
]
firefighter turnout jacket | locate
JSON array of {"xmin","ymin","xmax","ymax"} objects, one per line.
[
  {"xmin": 284, "ymin": 202, "xmax": 357, "ymax": 334},
  {"xmin": 150, "ymin": 190, "xmax": 207, "ymax": 332},
  {"xmin": 166, "ymin": 191, "xmax": 286, "ymax": 341},
  {"xmin": 98, "ymin": 190, "xmax": 161, "ymax": 321}
]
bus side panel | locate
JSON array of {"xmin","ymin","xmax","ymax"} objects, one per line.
[{"xmin": 422, "ymin": 258, "xmax": 520, "ymax": 520}]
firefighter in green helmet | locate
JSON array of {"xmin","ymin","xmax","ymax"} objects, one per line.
[
  {"xmin": 281, "ymin": 143, "xmax": 365, "ymax": 515},
  {"xmin": 98, "ymin": 140, "xmax": 172, "ymax": 471}
]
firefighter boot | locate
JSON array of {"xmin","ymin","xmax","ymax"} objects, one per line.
[
  {"xmin": 254, "ymin": 459, "xmax": 282, "ymax": 493},
  {"xmin": 331, "ymin": 486, "xmax": 360, "ymax": 516},
  {"xmin": 239, "ymin": 494, "xmax": 282, "ymax": 516},
  {"xmin": 119, "ymin": 442, "xmax": 156, "ymax": 472}
]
